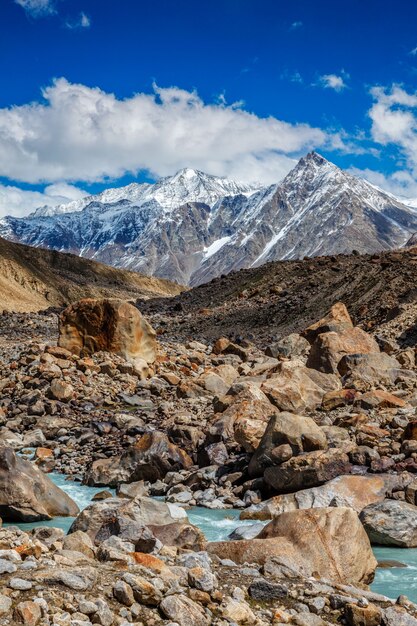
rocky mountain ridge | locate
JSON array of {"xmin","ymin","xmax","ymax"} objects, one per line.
[{"xmin": 2, "ymin": 153, "xmax": 417, "ymax": 286}]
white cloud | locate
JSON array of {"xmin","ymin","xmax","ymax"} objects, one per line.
[
  {"xmin": 348, "ymin": 166, "xmax": 417, "ymax": 201},
  {"xmin": 15, "ymin": 0, "xmax": 56, "ymax": 17},
  {"xmin": 362, "ymin": 84, "xmax": 417, "ymax": 200},
  {"xmin": 0, "ymin": 182, "xmax": 87, "ymax": 218},
  {"xmin": 0, "ymin": 78, "xmax": 337, "ymax": 186},
  {"xmin": 319, "ymin": 74, "xmax": 348, "ymax": 92},
  {"xmin": 290, "ymin": 21, "xmax": 303, "ymax": 30},
  {"xmin": 65, "ymin": 12, "xmax": 91, "ymax": 29},
  {"xmin": 369, "ymin": 85, "xmax": 417, "ymax": 149},
  {"xmin": 410, "ymin": 46, "xmax": 417, "ymax": 56}
]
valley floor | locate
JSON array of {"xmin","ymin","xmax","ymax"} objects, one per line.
[{"xmin": 2, "ymin": 271, "xmax": 417, "ymax": 624}]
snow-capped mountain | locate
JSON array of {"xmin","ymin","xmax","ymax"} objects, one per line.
[
  {"xmin": 2, "ymin": 153, "xmax": 417, "ymax": 286},
  {"xmin": 31, "ymin": 168, "xmax": 259, "ymax": 217}
]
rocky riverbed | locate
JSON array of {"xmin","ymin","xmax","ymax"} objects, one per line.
[{"xmin": 2, "ymin": 297, "xmax": 417, "ymax": 625}]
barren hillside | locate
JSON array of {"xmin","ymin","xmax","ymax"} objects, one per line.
[
  {"xmin": 0, "ymin": 237, "xmax": 184, "ymax": 313},
  {"xmin": 139, "ymin": 246, "xmax": 417, "ymax": 346}
]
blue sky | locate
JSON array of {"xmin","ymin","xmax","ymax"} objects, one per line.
[{"xmin": 2, "ymin": 0, "xmax": 417, "ymax": 215}]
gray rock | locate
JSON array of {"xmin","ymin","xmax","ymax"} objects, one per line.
[
  {"xmin": 160, "ymin": 595, "xmax": 210, "ymax": 626},
  {"xmin": 177, "ymin": 551, "xmax": 212, "ymax": 570},
  {"xmin": 0, "ymin": 558, "xmax": 17, "ymax": 574},
  {"xmin": 78, "ymin": 600, "xmax": 98, "ymax": 615},
  {"xmin": 248, "ymin": 579, "xmax": 289, "ymax": 600},
  {"xmin": 383, "ymin": 606, "xmax": 417, "ymax": 626},
  {"xmin": 228, "ymin": 523, "xmax": 266, "ymax": 541},
  {"xmin": 0, "ymin": 594, "xmax": 12, "ymax": 615},
  {"xmin": 360, "ymin": 500, "xmax": 417, "ymax": 547},
  {"xmin": 113, "ymin": 580, "xmax": 135, "ymax": 607},
  {"xmin": 42, "ymin": 567, "xmax": 97, "ymax": 591},
  {"xmin": 308, "ymin": 597, "xmax": 326, "ymax": 614},
  {"xmin": 188, "ymin": 567, "xmax": 217, "ymax": 592},
  {"xmin": 9, "ymin": 578, "xmax": 33, "ymax": 590}
]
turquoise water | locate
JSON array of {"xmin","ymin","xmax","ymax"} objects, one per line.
[
  {"xmin": 7, "ymin": 472, "xmax": 253, "ymax": 542},
  {"xmin": 9, "ymin": 467, "xmax": 417, "ymax": 603},
  {"xmin": 4, "ymin": 472, "xmax": 115, "ymax": 534},
  {"xmin": 372, "ymin": 547, "xmax": 417, "ymax": 603}
]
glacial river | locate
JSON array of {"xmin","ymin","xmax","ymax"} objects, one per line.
[{"xmin": 7, "ymin": 473, "xmax": 414, "ymax": 604}]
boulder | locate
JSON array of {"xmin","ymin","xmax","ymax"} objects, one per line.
[
  {"xmin": 58, "ymin": 298, "xmax": 157, "ymax": 373},
  {"xmin": 241, "ymin": 474, "xmax": 387, "ymax": 520},
  {"xmin": 209, "ymin": 507, "xmax": 376, "ymax": 585},
  {"xmin": 303, "ymin": 302, "xmax": 354, "ymax": 343},
  {"xmin": 0, "ymin": 447, "xmax": 79, "ymax": 522},
  {"xmin": 359, "ymin": 390, "xmax": 407, "ymax": 409},
  {"xmin": 307, "ymin": 328, "xmax": 379, "ymax": 374},
  {"xmin": 248, "ymin": 412, "xmax": 327, "ymax": 477},
  {"xmin": 265, "ymin": 334, "xmax": 310, "ymax": 360},
  {"xmin": 84, "ymin": 431, "xmax": 193, "ymax": 486},
  {"xmin": 261, "ymin": 360, "xmax": 341, "ymax": 413},
  {"xmin": 160, "ymin": 594, "xmax": 210, "ymax": 626},
  {"xmin": 263, "ymin": 448, "xmax": 352, "ymax": 493},
  {"xmin": 360, "ymin": 499, "xmax": 417, "ymax": 547},
  {"xmin": 234, "ymin": 416, "xmax": 271, "ymax": 454},
  {"xmin": 68, "ymin": 495, "xmax": 204, "ymax": 550},
  {"xmin": 338, "ymin": 353, "xmax": 403, "ymax": 388},
  {"xmin": 48, "ymin": 379, "xmax": 74, "ymax": 403},
  {"xmin": 210, "ymin": 383, "xmax": 277, "ymax": 449}
]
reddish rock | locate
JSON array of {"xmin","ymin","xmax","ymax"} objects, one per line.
[
  {"xmin": 14, "ymin": 601, "xmax": 41, "ymax": 626},
  {"xmin": 307, "ymin": 327, "xmax": 379, "ymax": 374},
  {"xmin": 322, "ymin": 388, "xmax": 359, "ymax": 410},
  {"xmin": 359, "ymin": 390, "xmax": 407, "ymax": 409},
  {"xmin": 303, "ymin": 302, "xmax": 354, "ymax": 343},
  {"xmin": 58, "ymin": 298, "xmax": 157, "ymax": 375}
]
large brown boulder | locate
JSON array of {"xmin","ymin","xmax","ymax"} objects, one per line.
[
  {"xmin": 263, "ymin": 448, "xmax": 351, "ymax": 493},
  {"xmin": 58, "ymin": 298, "xmax": 157, "ymax": 374},
  {"xmin": 241, "ymin": 474, "xmax": 387, "ymax": 520},
  {"xmin": 209, "ymin": 507, "xmax": 376, "ymax": 585},
  {"xmin": 307, "ymin": 328, "xmax": 380, "ymax": 374},
  {"xmin": 248, "ymin": 412, "xmax": 327, "ymax": 477},
  {"xmin": 0, "ymin": 447, "xmax": 79, "ymax": 522},
  {"xmin": 261, "ymin": 360, "xmax": 341, "ymax": 413},
  {"xmin": 84, "ymin": 431, "xmax": 193, "ymax": 487},
  {"xmin": 211, "ymin": 384, "xmax": 276, "ymax": 439},
  {"xmin": 207, "ymin": 383, "xmax": 277, "ymax": 453},
  {"xmin": 303, "ymin": 302, "xmax": 354, "ymax": 343}
]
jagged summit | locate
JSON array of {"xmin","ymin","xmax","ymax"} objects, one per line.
[
  {"xmin": 300, "ymin": 150, "xmax": 331, "ymax": 165},
  {"xmin": 2, "ymin": 152, "xmax": 417, "ymax": 286}
]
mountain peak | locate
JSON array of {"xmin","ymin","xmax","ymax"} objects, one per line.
[
  {"xmin": 170, "ymin": 167, "xmax": 202, "ymax": 181},
  {"xmin": 301, "ymin": 151, "xmax": 335, "ymax": 168}
]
